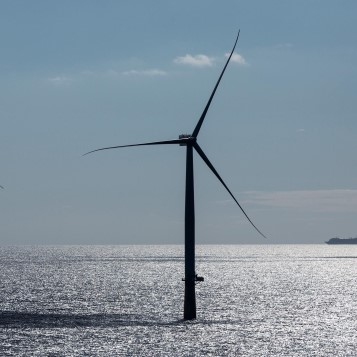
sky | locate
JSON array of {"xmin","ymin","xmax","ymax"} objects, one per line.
[{"xmin": 1, "ymin": 0, "xmax": 357, "ymax": 245}]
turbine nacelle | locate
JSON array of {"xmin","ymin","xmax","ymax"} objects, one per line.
[{"xmin": 179, "ymin": 134, "xmax": 196, "ymax": 146}]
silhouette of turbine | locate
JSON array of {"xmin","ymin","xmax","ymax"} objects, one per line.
[{"xmin": 85, "ymin": 30, "xmax": 266, "ymax": 320}]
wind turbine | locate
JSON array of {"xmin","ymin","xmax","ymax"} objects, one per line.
[{"xmin": 85, "ymin": 31, "xmax": 266, "ymax": 320}]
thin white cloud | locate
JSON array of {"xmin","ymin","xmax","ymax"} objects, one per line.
[
  {"xmin": 81, "ymin": 70, "xmax": 95, "ymax": 76},
  {"xmin": 174, "ymin": 54, "xmax": 214, "ymax": 67},
  {"xmin": 225, "ymin": 52, "xmax": 247, "ymax": 65},
  {"xmin": 274, "ymin": 43, "xmax": 293, "ymax": 49},
  {"xmin": 48, "ymin": 76, "xmax": 72, "ymax": 85},
  {"xmin": 121, "ymin": 69, "xmax": 167, "ymax": 76},
  {"xmin": 242, "ymin": 189, "xmax": 357, "ymax": 213}
]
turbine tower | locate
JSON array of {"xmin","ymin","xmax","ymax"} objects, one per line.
[{"xmin": 85, "ymin": 31, "xmax": 266, "ymax": 320}]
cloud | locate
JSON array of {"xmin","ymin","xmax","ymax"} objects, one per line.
[
  {"xmin": 80, "ymin": 70, "xmax": 95, "ymax": 76},
  {"xmin": 242, "ymin": 189, "xmax": 357, "ymax": 213},
  {"xmin": 225, "ymin": 52, "xmax": 247, "ymax": 65},
  {"xmin": 47, "ymin": 76, "xmax": 72, "ymax": 85},
  {"xmin": 274, "ymin": 43, "xmax": 293, "ymax": 49},
  {"xmin": 121, "ymin": 69, "xmax": 167, "ymax": 76},
  {"xmin": 174, "ymin": 54, "xmax": 214, "ymax": 67}
]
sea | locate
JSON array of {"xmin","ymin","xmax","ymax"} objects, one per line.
[{"xmin": 0, "ymin": 244, "xmax": 356, "ymax": 356}]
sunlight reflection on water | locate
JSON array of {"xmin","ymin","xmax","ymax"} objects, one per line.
[{"xmin": 1, "ymin": 245, "xmax": 356, "ymax": 356}]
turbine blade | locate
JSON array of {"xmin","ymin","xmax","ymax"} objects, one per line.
[
  {"xmin": 192, "ymin": 30, "xmax": 240, "ymax": 138},
  {"xmin": 193, "ymin": 143, "xmax": 267, "ymax": 239},
  {"xmin": 84, "ymin": 139, "xmax": 184, "ymax": 156}
]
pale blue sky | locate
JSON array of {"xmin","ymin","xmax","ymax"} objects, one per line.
[{"xmin": 1, "ymin": 1, "xmax": 357, "ymax": 244}]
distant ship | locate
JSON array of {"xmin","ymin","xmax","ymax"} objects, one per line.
[{"xmin": 325, "ymin": 237, "xmax": 357, "ymax": 244}]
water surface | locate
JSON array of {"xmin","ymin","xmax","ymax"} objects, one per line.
[{"xmin": 1, "ymin": 245, "xmax": 356, "ymax": 356}]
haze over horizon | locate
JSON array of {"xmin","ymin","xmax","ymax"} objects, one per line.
[{"xmin": 1, "ymin": 1, "xmax": 357, "ymax": 245}]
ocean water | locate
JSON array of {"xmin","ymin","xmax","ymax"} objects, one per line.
[{"xmin": 0, "ymin": 244, "xmax": 356, "ymax": 356}]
